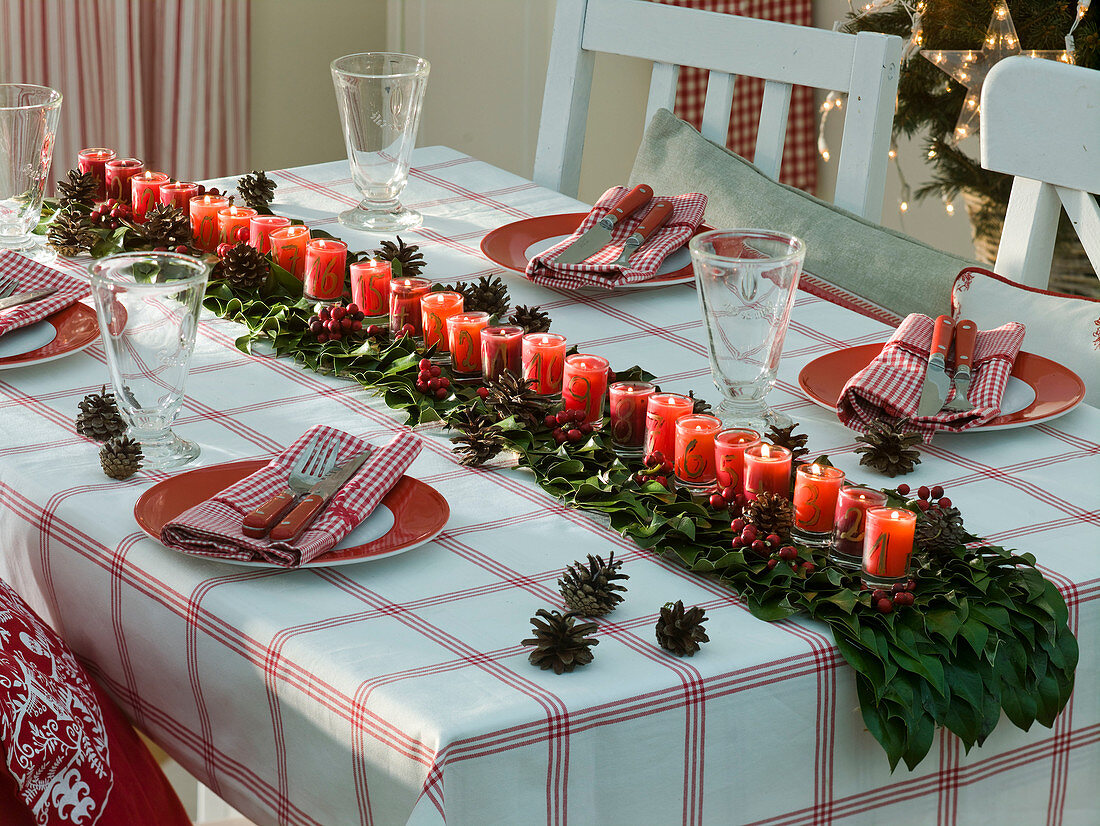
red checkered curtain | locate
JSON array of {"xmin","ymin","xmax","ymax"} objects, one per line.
[
  {"xmin": 0, "ymin": 0, "xmax": 250, "ymax": 187},
  {"xmin": 655, "ymin": 0, "xmax": 818, "ymax": 195}
]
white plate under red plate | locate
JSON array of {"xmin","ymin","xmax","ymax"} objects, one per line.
[
  {"xmin": 134, "ymin": 459, "xmax": 449, "ymax": 568},
  {"xmin": 799, "ymin": 343, "xmax": 1086, "ymax": 431},
  {"xmin": 481, "ymin": 212, "xmax": 705, "ymax": 289},
  {"xmin": 0, "ymin": 303, "xmax": 99, "ymax": 369}
]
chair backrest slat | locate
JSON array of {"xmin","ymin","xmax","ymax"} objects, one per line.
[
  {"xmin": 644, "ymin": 62, "xmax": 680, "ymax": 128},
  {"xmin": 700, "ymin": 71, "xmax": 736, "ymax": 145},
  {"xmin": 753, "ymin": 80, "xmax": 793, "ymax": 180}
]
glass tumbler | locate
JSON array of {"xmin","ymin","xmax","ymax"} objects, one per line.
[
  {"xmin": 0, "ymin": 84, "xmax": 62, "ymax": 260},
  {"xmin": 688, "ymin": 229, "xmax": 805, "ymax": 431},
  {"xmin": 90, "ymin": 253, "xmax": 210, "ymax": 470},
  {"xmin": 331, "ymin": 52, "xmax": 430, "ymax": 232}
]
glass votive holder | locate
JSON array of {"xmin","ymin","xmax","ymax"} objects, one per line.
[
  {"xmin": 674, "ymin": 414, "xmax": 723, "ymax": 492},
  {"xmin": 861, "ymin": 507, "xmax": 916, "ymax": 590},
  {"xmin": 270, "ymin": 225, "xmax": 310, "ymax": 279},
  {"xmin": 104, "ymin": 157, "xmax": 145, "ymax": 201},
  {"xmin": 78, "ymin": 147, "xmax": 116, "ymax": 201},
  {"xmin": 643, "ymin": 392, "xmax": 694, "ymax": 461},
  {"xmin": 447, "ymin": 311, "xmax": 491, "ymax": 381},
  {"xmin": 389, "ymin": 277, "xmax": 431, "ymax": 336},
  {"xmin": 714, "ymin": 428, "xmax": 760, "ymax": 495},
  {"xmin": 218, "ymin": 204, "xmax": 258, "ymax": 246},
  {"xmin": 130, "ymin": 171, "xmax": 169, "ymax": 223},
  {"xmin": 609, "ymin": 381, "xmax": 655, "ymax": 457},
  {"xmin": 830, "ymin": 485, "xmax": 888, "ymax": 570},
  {"xmin": 743, "ymin": 443, "xmax": 792, "ymax": 500},
  {"xmin": 522, "ymin": 332, "xmax": 568, "ymax": 395},
  {"xmin": 189, "ymin": 194, "xmax": 230, "ymax": 252},
  {"xmin": 422, "ymin": 291, "xmax": 465, "ymax": 361},
  {"xmin": 791, "ymin": 463, "xmax": 846, "ymax": 547},
  {"xmin": 158, "ymin": 180, "xmax": 200, "ymax": 211},
  {"xmin": 350, "ymin": 259, "xmax": 392, "ymax": 318},
  {"xmin": 562, "ymin": 353, "xmax": 610, "ymax": 425},
  {"xmin": 304, "ymin": 238, "xmax": 348, "ymax": 304},
  {"xmin": 249, "ymin": 214, "xmax": 291, "ymax": 254},
  {"xmin": 481, "ymin": 325, "xmax": 524, "ymax": 382}
]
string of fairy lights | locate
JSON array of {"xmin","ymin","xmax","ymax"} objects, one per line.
[{"xmin": 818, "ymin": 0, "xmax": 1092, "ymax": 222}]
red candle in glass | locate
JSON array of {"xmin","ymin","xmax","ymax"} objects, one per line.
[
  {"xmin": 481, "ymin": 325, "xmax": 524, "ymax": 382},
  {"xmin": 862, "ymin": 508, "xmax": 917, "ymax": 585},
  {"xmin": 522, "ymin": 333, "xmax": 568, "ymax": 395},
  {"xmin": 421, "ymin": 291, "xmax": 465, "ymax": 352},
  {"xmin": 104, "ymin": 158, "xmax": 145, "ymax": 202},
  {"xmin": 674, "ymin": 414, "xmax": 723, "ymax": 489},
  {"xmin": 270, "ymin": 225, "xmax": 310, "ymax": 278},
  {"xmin": 130, "ymin": 171, "xmax": 169, "ymax": 222},
  {"xmin": 743, "ymin": 443, "xmax": 792, "ymax": 500},
  {"xmin": 78, "ymin": 148, "xmax": 116, "ymax": 201},
  {"xmin": 831, "ymin": 486, "xmax": 888, "ymax": 566},
  {"xmin": 448, "ymin": 312, "xmax": 491, "ymax": 375},
  {"xmin": 304, "ymin": 239, "xmax": 348, "ymax": 302},
  {"xmin": 714, "ymin": 429, "xmax": 761, "ymax": 496},
  {"xmin": 218, "ymin": 204, "xmax": 258, "ymax": 246},
  {"xmin": 643, "ymin": 393, "xmax": 694, "ymax": 460},
  {"xmin": 389, "ymin": 278, "xmax": 431, "ymax": 335},
  {"xmin": 189, "ymin": 194, "xmax": 229, "ymax": 252},
  {"xmin": 793, "ymin": 464, "xmax": 846, "ymax": 533},
  {"xmin": 249, "ymin": 215, "xmax": 291, "ymax": 254},
  {"xmin": 562, "ymin": 353, "xmax": 610, "ymax": 424},
  {"xmin": 350, "ymin": 259, "xmax": 392, "ymax": 316},
  {"xmin": 159, "ymin": 181, "xmax": 200, "ymax": 211},
  {"xmin": 609, "ymin": 381, "xmax": 655, "ymax": 449}
]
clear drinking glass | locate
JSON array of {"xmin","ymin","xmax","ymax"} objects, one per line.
[
  {"xmin": 689, "ymin": 229, "xmax": 805, "ymax": 431},
  {"xmin": 331, "ymin": 52, "xmax": 430, "ymax": 232},
  {"xmin": 0, "ymin": 84, "xmax": 62, "ymax": 261},
  {"xmin": 90, "ymin": 253, "xmax": 210, "ymax": 470}
]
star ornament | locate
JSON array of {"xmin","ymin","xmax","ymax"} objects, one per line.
[{"xmin": 921, "ymin": 3, "xmax": 1070, "ymax": 142}]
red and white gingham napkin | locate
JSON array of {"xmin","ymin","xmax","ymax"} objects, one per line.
[
  {"xmin": 525, "ymin": 187, "xmax": 707, "ymax": 289},
  {"xmin": 837, "ymin": 313, "xmax": 1026, "ymax": 441},
  {"xmin": 0, "ymin": 250, "xmax": 89, "ymax": 337},
  {"xmin": 160, "ymin": 426, "xmax": 422, "ymax": 567}
]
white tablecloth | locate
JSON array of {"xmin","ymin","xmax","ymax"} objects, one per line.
[{"xmin": 0, "ymin": 147, "xmax": 1097, "ymax": 826}]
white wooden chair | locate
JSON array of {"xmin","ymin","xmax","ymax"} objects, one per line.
[
  {"xmin": 980, "ymin": 55, "xmax": 1100, "ymax": 289},
  {"xmin": 534, "ymin": 0, "xmax": 903, "ymax": 221}
]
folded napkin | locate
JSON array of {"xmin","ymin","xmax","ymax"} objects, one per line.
[
  {"xmin": 837, "ymin": 313, "xmax": 1026, "ymax": 441},
  {"xmin": 525, "ymin": 186, "xmax": 707, "ymax": 289},
  {"xmin": 0, "ymin": 250, "xmax": 90, "ymax": 337},
  {"xmin": 160, "ymin": 426, "xmax": 422, "ymax": 567}
]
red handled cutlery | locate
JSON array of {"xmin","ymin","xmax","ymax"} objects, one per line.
[{"xmin": 554, "ymin": 184, "xmax": 653, "ymax": 264}]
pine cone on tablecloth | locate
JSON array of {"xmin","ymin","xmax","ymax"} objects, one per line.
[
  {"xmin": 522, "ymin": 609, "xmax": 599, "ymax": 674},
  {"xmin": 99, "ymin": 435, "xmax": 143, "ymax": 480},
  {"xmin": 459, "ymin": 275, "xmax": 510, "ymax": 318},
  {"xmin": 687, "ymin": 391, "xmax": 712, "ymax": 415},
  {"xmin": 508, "ymin": 304, "xmax": 552, "ymax": 335},
  {"xmin": 449, "ymin": 408, "xmax": 508, "ymax": 467},
  {"xmin": 483, "ymin": 371, "xmax": 553, "ymax": 430},
  {"xmin": 126, "ymin": 204, "xmax": 192, "ymax": 249},
  {"xmin": 218, "ymin": 242, "xmax": 270, "ymax": 291},
  {"xmin": 558, "ymin": 553, "xmax": 629, "ymax": 617},
  {"xmin": 47, "ymin": 208, "xmax": 99, "ymax": 257},
  {"xmin": 655, "ymin": 600, "xmax": 709, "ymax": 657},
  {"xmin": 57, "ymin": 168, "xmax": 100, "ymax": 209},
  {"xmin": 373, "ymin": 236, "xmax": 425, "ymax": 278},
  {"xmin": 75, "ymin": 386, "xmax": 126, "ymax": 442},
  {"xmin": 742, "ymin": 492, "xmax": 794, "ymax": 543},
  {"xmin": 236, "ymin": 170, "xmax": 277, "ymax": 211},
  {"xmin": 915, "ymin": 505, "xmax": 969, "ymax": 557},
  {"xmin": 765, "ymin": 423, "xmax": 809, "ymax": 465},
  {"xmin": 855, "ymin": 418, "xmax": 922, "ymax": 477}
]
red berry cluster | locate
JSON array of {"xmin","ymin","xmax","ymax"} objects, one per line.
[
  {"xmin": 730, "ymin": 519, "xmax": 816, "ymax": 575},
  {"xmin": 871, "ymin": 580, "xmax": 917, "ymax": 613},
  {"xmin": 89, "ymin": 199, "xmax": 132, "ymax": 229},
  {"xmin": 631, "ymin": 450, "xmax": 673, "ymax": 489},
  {"xmin": 416, "ymin": 358, "xmax": 451, "ymax": 400},
  {"xmin": 545, "ymin": 409, "xmax": 595, "ymax": 444},
  {"xmin": 308, "ymin": 303, "xmax": 365, "ymax": 343},
  {"xmin": 708, "ymin": 484, "xmax": 748, "ymax": 515},
  {"xmin": 216, "ymin": 242, "xmax": 233, "ymax": 259},
  {"xmin": 896, "ymin": 483, "xmax": 952, "ymax": 511}
]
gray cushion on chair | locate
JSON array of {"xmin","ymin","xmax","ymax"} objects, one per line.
[{"xmin": 628, "ymin": 109, "xmax": 977, "ymax": 318}]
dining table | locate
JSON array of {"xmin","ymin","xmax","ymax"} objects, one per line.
[{"xmin": 0, "ymin": 145, "xmax": 1096, "ymax": 826}]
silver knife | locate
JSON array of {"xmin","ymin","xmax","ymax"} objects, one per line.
[
  {"xmin": 268, "ymin": 449, "xmax": 372, "ymax": 542},
  {"xmin": 0, "ymin": 288, "xmax": 56, "ymax": 312},
  {"xmin": 916, "ymin": 314, "xmax": 956, "ymax": 416},
  {"xmin": 944, "ymin": 319, "xmax": 977, "ymax": 412},
  {"xmin": 554, "ymin": 184, "xmax": 653, "ymax": 264},
  {"xmin": 611, "ymin": 200, "xmax": 674, "ymax": 266}
]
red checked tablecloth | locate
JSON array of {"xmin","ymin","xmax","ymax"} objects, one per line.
[{"xmin": 0, "ymin": 147, "xmax": 1096, "ymax": 826}]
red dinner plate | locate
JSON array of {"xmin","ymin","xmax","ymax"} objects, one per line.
[
  {"xmin": 0, "ymin": 303, "xmax": 98, "ymax": 369},
  {"xmin": 798, "ymin": 343, "xmax": 1086, "ymax": 430},
  {"xmin": 134, "ymin": 459, "xmax": 449, "ymax": 568},
  {"xmin": 481, "ymin": 212, "xmax": 703, "ymax": 288}
]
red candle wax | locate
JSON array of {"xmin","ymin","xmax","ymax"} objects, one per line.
[
  {"xmin": 609, "ymin": 381, "xmax": 655, "ymax": 448},
  {"xmin": 130, "ymin": 171, "xmax": 170, "ymax": 223},
  {"xmin": 104, "ymin": 158, "xmax": 145, "ymax": 202},
  {"xmin": 249, "ymin": 215, "xmax": 291, "ymax": 254},
  {"xmin": 743, "ymin": 443, "xmax": 792, "ymax": 500},
  {"xmin": 793, "ymin": 464, "xmax": 846, "ymax": 533},
  {"xmin": 350, "ymin": 259, "xmax": 392, "ymax": 316},
  {"xmin": 270, "ymin": 225, "xmax": 310, "ymax": 278},
  {"xmin": 714, "ymin": 429, "xmax": 761, "ymax": 496},
  {"xmin": 481, "ymin": 325, "xmax": 524, "ymax": 382},
  {"xmin": 448, "ymin": 312, "xmax": 490, "ymax": 375},
  {"xmin": 863, "ymin": 508, "xmax": 917, "ymax": 581},
  {"xmin": 304, "ymin": 239, "xmax": 348, "ymax": 301},
  {"xmin": 674, "ymin": 414, "xmax": 723, "ymax": 488},
  {"xmin": 562, "ymin": 353, "xmax": 610, "ymax": 424},
  {"xmin": 421, "ymin": 291, "xmax": 465, "ymax": 352},
  {"xmin": 78, "ymin": 147, "xmax": 116, "ymax": 201},
  {"xmin": 389, "ymin": 278, "xmax": 431, "ymax": 335},
  {"xmin": 643, "ymin": 393, "xmax": 694, "ymax": 460},
  {"xmin": 832, "ymin": 486, "xmax": 888, "ymax": 563},
  {"xmin": 218, "ymin": 204, "xmax": 258, "ymax": 246},
  {"xmin": 189, "ymin": 195, "xmax": 230, "ymax": 252},
  {"xmin": 159, "ymin": 181, "xmax": 200, "ymax": 211},
  {"xmin": 522, "ymin": 333, "xmax": 568, "ymax": 395}
]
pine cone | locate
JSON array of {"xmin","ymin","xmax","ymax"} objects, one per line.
[
  {"xmin": 655, "ymin": 600, "xmax": 709, "ymax": 657},
  {"xmin": 76, "ymin": 386, "xmax": 126, "ymax": 441},
  {"xmin": 558, "ymin": 553, "xmax": 629, "ymax": 616},
  {"xmin": 915, "ymin": 505, "xmax": 968, "ymax": 556},
  {"xmin": 449, "ymin": 408, "xmax": 508, "ymax": 466},
  {"xmin": 459, "ymin": 275, "xmax": 510, "ymax": 318},
  {"xmin": 483, "ymin": 371, "xmax": 553, "ymax": 430},
  {"xmin": 522, "ymin": 609, "xmax": 599, "ymax": 674},
  {"xmin": 100, "ymin": 435, "xmax": 143, "ymax": 480},
  {"xmin": 687, "ymin": 391, "xmax": 711, "ymax": 415},
  {"xmin": 237, "ymin": 170, "xmax": 277, "ymax": 210},
  {"xmin": 742, "ymin": 492, "xmax": 794, "ymax": 542},
  {"xmin": 219, "ymin": 242, "xmax": 270, "ymax": 291},
  {"xmin": 126, "ymin": 203, "xmax": 192, "ymax": 249},
  {"xmin": 57, "ymin": 168, "xmax": 99, "ymax": 208},
  {"xmin": 509, "ymin": 304, "xmax": 551, "ymax": 334},
  {"xmin": 765, "ymin": 423, "xmax": 809, "ymax": 464},
  {"xmin": 855, "ymin": 419, "xmax": 922, "ymax": 477},
  {"xmin": 373, "ymin": 236, "xmax": 425, "ymax": 278},
  {"xmin": 47, "ymin": 207, "xmax": 99, "ymax": 257}
]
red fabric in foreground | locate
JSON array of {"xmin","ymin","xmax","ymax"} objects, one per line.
[{"xmin": 0, "ymin": 251, "xmax": 89, "ymax": 337}]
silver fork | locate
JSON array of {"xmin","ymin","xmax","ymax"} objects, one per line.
[
  {"xmin": 241, "ymin": 437, "xmax": 338, "ymax": 538},
  {"xmin": 0, "ymin": 276, "xmax": 19, "ymax": 299}
]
